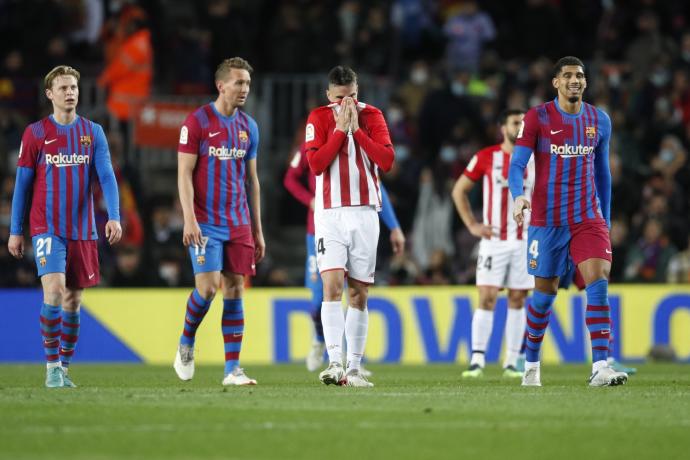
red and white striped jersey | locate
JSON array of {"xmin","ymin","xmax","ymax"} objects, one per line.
[
  {"xmin": 463, "ymin": 144, "xmax": 535, "ymax": 241},
  {"xmin": 305, "ymin": 102, "xmax": 393, "ymax": 212}
]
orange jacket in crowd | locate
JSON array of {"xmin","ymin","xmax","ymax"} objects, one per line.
[{"xmin": 98, "ymin": 28, "xmax": 153, "ymax": 121}]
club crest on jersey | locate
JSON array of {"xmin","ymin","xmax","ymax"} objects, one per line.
[
  {"xmin": 196, "ymin": 255, "xmax": 205, "ymax": 265},
  {"xmin": 79, "ymin": 135, "xmax": 92, "ymax": 147},
  {"xmin": 585, "ymin": 126, "xmax": 596, "ymax": 139},
  {"xmin": 239, "ymin": 130, "xmax": 249, "ymax": 142},
  {"xmin": 529, "ymin": 259, "xmax": 537, "ymax": 269},
  {"xmin": 40, "ymin": 257, "xmax": 47, "ymax": 267}
]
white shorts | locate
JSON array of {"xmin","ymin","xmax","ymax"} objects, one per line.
[
  {"xmin": 476, "ymin": 239, "xmax": 534, "ymax": 290},
  {"xmin": 314, "ymin": 206, "xmax": 379, "ymax": 283}
]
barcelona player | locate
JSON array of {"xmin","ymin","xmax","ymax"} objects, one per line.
[
  {"xmin": 8, "ymin": 65, "xmax": 122, "ymax": 388},
  {"xmin": 509, "ymin": 56, "xmax": 628, "ymax": 387},
  {"xmin": 173, "ymin": 57, "xmax": 264, "ymax": 386}
]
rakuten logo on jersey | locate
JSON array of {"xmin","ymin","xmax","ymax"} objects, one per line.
[
  {"xmin": 549, "ymin": 144, "xmax": 594, "ymax": 157},
  {"xmin": 208, "ymin": 145, "xmax": 246, "ymax": 160},
  {"xmin": 45, "ymin": 153, "xmax": 90, "ymax": 168}
]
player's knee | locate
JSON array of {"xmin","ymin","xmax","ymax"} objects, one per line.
[
  {"xmin": 62, "ymin": 294, "xmax": 82, "ymax": 312},
  {"xmin": 349, "ymin": 291, "xmax": 368, "ymax": 309},
  {"xmin": 223, "ymin": 284, "xmax": 244, "ymax": 299},
  {"xmin": 507, "ymin": 291, "xmax": 527, "ymax": 309},
  {"xmin": 43, "ymin": 283, "xmax": 65, "ymax": 306},
  {"xmin": 323, "ymin": 282, "xmax": 343, "ymax": 301},
  {"xmin": 479, "ymin": 294, "xmax": 497, "ymax": 310},
  {"xmin": 197, "ymin": 284, "xmax": 218, "ymax": 301}
]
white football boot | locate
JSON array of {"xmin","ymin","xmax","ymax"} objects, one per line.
[
  {"xmin": 359, "ymin": 366, "xmax": 373, "ymax": 378},
  {"xmin": 222, "ymin": 367, "xmax": 257, "ymax": 386},
  {"xmin": 344, "ymin": 368, "xmax": 374, "ymax": 388},
  {"xmin": 306, "ymin": 340, "xmax": 326, "ymax": 372},
  {"xmin": 174, "ymin": 344, "xmax": 195, "ymax": 381},
  {"xmin": 319, "ymin": 361, "xmax": 345, "ymax": 385},
  {"xmin": 589, "ymin": 366, "xmax": 628, "ymax": 387},
  {"xmin": 522, "ymin": 365, "xmax": 542, "ymax": 387}
]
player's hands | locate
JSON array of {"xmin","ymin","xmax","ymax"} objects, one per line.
[
  {"xmin": 105, "ymin": 220, "xmax": 123, "ymax": 245},
  {"xmin": 335, "ymin": 97, "xmax": 352, "ymax": 132},
  {"xmin": 309, "ymin": 198, "xmax": 315, "ymax": 211},
  {"xmin": 390, "ymin": 228, "xmax": 406, "ymax": 254},
  {"xmin": 513, "ymin": 196, "xmax": 531, "ymax": 226},
  {"xmin": 8, "ymin": 234, "xmax": 25, "ymax": 259},
  {"xmin": 468, "ymin": 222, "xmax": 495, "ymax": 239},
  {"xmin": 347, "ymin": 98, "xmax": 360, "ymax": 132},
  {"xmin": 183, "ymin": 219, "xmax": 203, "ymax": 247},
  {"xmin": 254, "ymin": 230, "xmax": 266, "ymax": 263}
]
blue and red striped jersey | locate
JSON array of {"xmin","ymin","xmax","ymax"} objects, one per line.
[
  {"xmin": 178, "ymin": 103, "xmax": 259, "ymax": 229},
  {"xmin": 514, "ymin": 99, "xmax": 611, "ymax": 227},
  {"xmin": 12, "ymin": 115, "xmax": 120, "ymax": 240}
]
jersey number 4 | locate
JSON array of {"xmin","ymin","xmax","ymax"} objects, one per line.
[
  {"xmin": 317, "ymin": 238, "xmax": 326, "ymax": 255},
  {"xmin": 529, "ymin": 240, "xmax": 539, "ymax": 259}
]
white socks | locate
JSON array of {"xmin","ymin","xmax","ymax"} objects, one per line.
[
  {"xmin": 470, "ymin": 309, "xmax": 494, "ymax": 367},
  {"xmin": 345, "ymin": 307, "xmax": 368, "ymax": 371},
  {"xmin": 321, "ymin": 301, "xmax": 345, "ymax": 364},
  {"xmin": 525, "ymin": 360, "xmax": 540, "ymax": 370},
  {"xmin": 503, "ymin": 307, "xmax": 526, "ymax": 368}
]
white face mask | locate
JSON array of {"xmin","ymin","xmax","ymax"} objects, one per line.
[
  {"xmin": 388, "ymin": 108, "xmax": 403, "ymax": 124},
  {"xmin": 159, "ymin": 264, "xmax": 179, "ymax": 285},
  {"xmin": 411, "ymin": 68, "xmax": 429, "ymax": 85}
]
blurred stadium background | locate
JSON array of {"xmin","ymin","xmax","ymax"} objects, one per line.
[{"xmin": 0, "ymin": 0, "xmax": 689, "ymax": 366}]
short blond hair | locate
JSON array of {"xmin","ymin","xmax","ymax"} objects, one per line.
[
  {"xmin": 215, "ymin": 57, "xmax": 253, "ymax": 82},
  {"xmin": 44, "ymin": 65, "xmax": 81, "ymax": 90}
]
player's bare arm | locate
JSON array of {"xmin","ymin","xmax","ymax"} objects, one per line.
[
  {"xmin": 512, "ymin": 195, "xmax": 531, "ymax": 226},
  {"xmin": 452, "ymin": 174, "xmax": 495, "ymax": 239},
  {"xmin": 178, "ymin": 152, "xmax": 202, "ymax": 247},
  {"xmin": 247, "ymin": 158, "xmax": 265, "ymax": 263}
]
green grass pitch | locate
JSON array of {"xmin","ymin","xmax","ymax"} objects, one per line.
[{"xmin": 0, "ymin": 364, "xmax": 688, "ymax": 460}]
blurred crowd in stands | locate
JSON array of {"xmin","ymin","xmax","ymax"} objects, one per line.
[{"xmin": 1, "ymin": 0, "xmax": 689, "ymax": 287}]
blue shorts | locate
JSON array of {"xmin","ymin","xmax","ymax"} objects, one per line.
[
  {"xmin": 32, "ymin": 233, "xmax": 99, "ymax": 288},
  {"xmin": 305, "ymin": 234, "xmax": 323, "ymax": 297},
  {"xmin": 527, "ymin": 221, "xmax": 611, "ymax": 279},
  {"xmin": 188, "ymin": 224, "xmax": 256, "ymax": 275}
]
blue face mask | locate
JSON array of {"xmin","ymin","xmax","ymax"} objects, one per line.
[
  {"xmin": 396, "ymin": 145, "xmax": 410, "ymax": 162},
  {"xmin": 440, "ymin": 146, "xmax": 457, "ymax": 163},
  {"xmin": 450, "ymin": 81, "xmax": 465, "ymax": 96}
]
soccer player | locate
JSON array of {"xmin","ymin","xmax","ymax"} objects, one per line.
[
  {"xmin": 452, "ymin": 109, "xmax": 534, "ymax": 379},
  {"xmin": 509, "ymin": 56, "xmax": 628, "ymax": 387},
  {"xmin": 283, "ymin": 142, "xmax": 405, "ymax": 372},
  {"xmin": 173, "ymin": 57, "xmax": 265, "ymax": 386},
  {"xmin": 8, "ymin": 65, "xmax": 122, "ymax": 388},
  {"xmin": 305, "ymin": 66, "xmax": 394, "ymax": 387}
]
